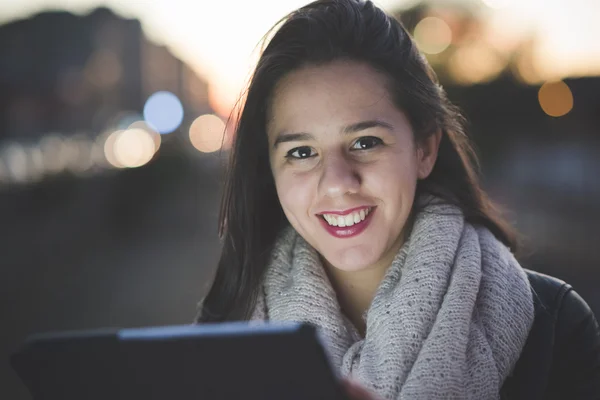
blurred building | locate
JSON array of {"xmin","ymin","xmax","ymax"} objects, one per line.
[
  {"xmin": 0, "ymin": 7, "xmax": 210, "ymax": 143},
  {"xmin": 0, "ymin": 11, "xmax": 221, "ymax": 399}
]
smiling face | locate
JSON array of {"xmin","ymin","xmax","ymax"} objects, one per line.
[{"xmin": 267, "ymin": 60, "xmax": 439, "ymax": 273}]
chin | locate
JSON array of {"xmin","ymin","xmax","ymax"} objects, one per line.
[{"xmin": 323, "ymin": 246, "xmax": 379, "ymax": 272}]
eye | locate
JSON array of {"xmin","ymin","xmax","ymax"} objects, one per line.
[
  {"xmin": 286, "ymin": 146, "xmax": 316, "ymax": 159},
  {"xmin": 351, "ymin": 136, "xmax": 383, "ymax": 150}
]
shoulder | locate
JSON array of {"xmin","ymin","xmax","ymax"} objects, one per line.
[
  {"xmin": 542, "ymin": 272, "xmax": 600, "ymax": 399},
  {"xmin": 524, "ymin": 269, "xmax": 598, "ymax": 343},
  {"xmin": 501, "ymin": 269, "xmax": 600, "ymax": 399},
  {"xmin": 524, "ymin": 269, "xmax": 571, "ymax": 320}
]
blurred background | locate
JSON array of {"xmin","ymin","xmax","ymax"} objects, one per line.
[{"xmin": 1, "ymin": 0, "xmax": 599, "ymax": 398}]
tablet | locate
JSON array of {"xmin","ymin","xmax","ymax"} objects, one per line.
[{"xmin": 10, "ymin": 322, "xmax": 348, "ymax": 400}]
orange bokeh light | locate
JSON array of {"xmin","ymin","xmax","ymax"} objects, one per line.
[{"xmin": 538, "ymin": 81, "xmax": 573, "ymax": 117}]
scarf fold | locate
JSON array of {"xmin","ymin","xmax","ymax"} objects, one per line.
[{"xmin": 253, "ymin": 200, "xmax": 534, "ymax": 399}]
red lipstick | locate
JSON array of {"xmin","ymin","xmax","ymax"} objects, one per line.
[{"xmin": 317, "ymin": 207, "xmax": 375, "ymax": 238}]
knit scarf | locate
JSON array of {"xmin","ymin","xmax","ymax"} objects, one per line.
[{"xmin": 252, "ymin": 200, "xmax": 534, "ymax": 399}]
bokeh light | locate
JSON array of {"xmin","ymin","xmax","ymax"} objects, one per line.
[
  {"xmin": 91, "ymin": 133, "xmax": 109, "ymax": 168},
  {"xmin": 58, "ymin": 138, "xmax": 79, "ymax": 172},
  {"xmin": 189, "ymin": 114, "xmax": 226, "ymax": 153},
  {"xmin": 538, "ymin": 81, "xmax": 574, "ymax": 117},
  {"xmin": 448, "ymin": 44, "xmax": 505, "ymax": 84},
  {"xmin": 102, "ymin": 122, "xmax": 161, "ymax": 170},
  {"xmin": 113, "ymin": 128, "xmax": 156, "ymax": 168},
  {"xmin": 128, "ymin": 121, "xmax": 161, "ymax": 153},
  {"xmin": 66, "ymin": 134, "xmax": 95, "ymax": 173},
  {"xmin": 104, "ymin": 130, "xmax": 125, "ymax": 168},
  {"xmin": 514, "ymin": 51, "xmax": 542, "ymax": 85},
  {"xmin": 413, "ymin": 17, "xmax": 452, "ymax": 55},
  {"xmin": 143, "ymin": 91, "xmax": 184, "ymax": 134},
  {"xmin": 2, "ymin": 143, "xmax": 29, "ymax": 183},
  {"xmin": 0, "ymin": 159, "xmax": 7, "ymax": 184},
  {"xmin": 28, "ymin": 145, "xmax": 45, "ymax": 177},
  {"xmin": 0, "ymin": 134, "xmax": 106, "ymax": 183},
  {"xmin": 39, "ymin": 134, "xmax": 68, "ymax": 173}
]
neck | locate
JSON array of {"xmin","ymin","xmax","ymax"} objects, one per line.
[{"xmin": 322, "ymin": 237, "xmax": 404, "ymax": 336}]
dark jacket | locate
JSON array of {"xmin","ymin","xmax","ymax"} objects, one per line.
[{"xmin": 500, "ymin": 269, "xmax": 600, "ymax": 399}]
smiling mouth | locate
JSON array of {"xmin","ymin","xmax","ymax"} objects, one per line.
[{"xmin": 318, "ymin": 207, "xmax": 374, "ymax": 227}]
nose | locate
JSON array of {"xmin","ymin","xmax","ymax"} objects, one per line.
[{"xmin": 318, "ymin": 153, "xmax": 361, "ymax": 198}]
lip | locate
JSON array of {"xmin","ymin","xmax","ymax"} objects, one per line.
[
  {"xmin": 317, "ymin": 207, "xmax": 376, "ymax": 239},
  {"xmin": 316, "ymin": 206, "xmax": 373, "ymax": 216}
]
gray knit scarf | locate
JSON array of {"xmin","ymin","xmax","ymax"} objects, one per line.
[{"xmin": 251, "ymin": 200, "xmax": 534, "ymax": 399}]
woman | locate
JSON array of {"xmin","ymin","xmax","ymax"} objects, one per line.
[{"xmin": 196, "ymin": 0, "xmax": 600, "ymax": 398}]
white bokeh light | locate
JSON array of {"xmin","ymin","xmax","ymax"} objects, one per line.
[
  {"xmin": 413, "ymin": 17, "xmax": 452, "ymax": 55},
  {"xmin": 113, "ymin": 128, "xmax": 156, "ymax": 168},
  {"xmin": 189, "ymin": 114, "xmax": 226, "ymax": 153}
]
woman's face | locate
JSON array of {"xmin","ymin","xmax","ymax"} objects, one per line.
[{"xmin": 267, "ymin": 60, "xmax": 439, "ymax": 272}]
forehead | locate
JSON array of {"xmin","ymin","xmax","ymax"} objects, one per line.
[{"xmin": 267, "ymin": 61, "xmax": 398, "ymax": 137}]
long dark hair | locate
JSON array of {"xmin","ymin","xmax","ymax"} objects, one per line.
[{"xmin": 197, "ymin": 0, "xmax": 517, "ymax": 322}]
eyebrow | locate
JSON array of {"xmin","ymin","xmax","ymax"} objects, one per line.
[{"xmin": 272, "ymin": 119, "xmax": 394, "ymax": 149}]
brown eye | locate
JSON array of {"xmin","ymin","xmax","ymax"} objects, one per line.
[
  {"xmin": 286, "ymin": 146, "xmax": 316, "ymax": 159},
  {"xmin": 351, "ymin": 136, "xmax": 383, "ymax": 150}
]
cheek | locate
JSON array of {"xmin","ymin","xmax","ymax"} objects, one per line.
[
  {"xmin": 273, "ymin": 170, "xmax": 316, "ymax": 218},
  {"xmin": 363, "ymin": 153, "xmax": 419, "ymax": 208}
]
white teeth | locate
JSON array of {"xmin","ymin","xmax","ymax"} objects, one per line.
[
  {"xmin": 344, "ymin": 214, "xmax": 352, "ymax": 226},
  {"xmin": 321, "ymin": 208, "xmax": 372, "ymax": 228}
]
